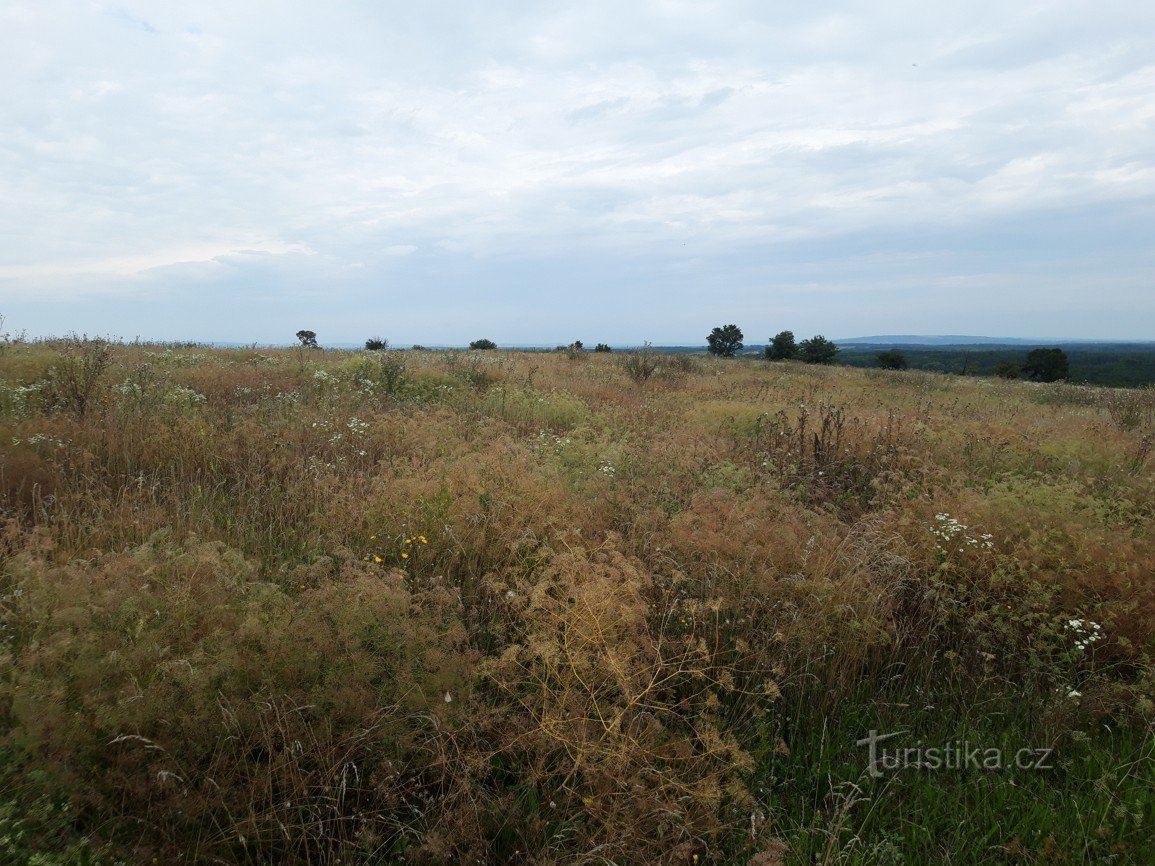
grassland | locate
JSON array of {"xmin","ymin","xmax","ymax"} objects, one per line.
[{"xmin": 0, "ymin": 339, "xmax": 1153, "ymax": 864}]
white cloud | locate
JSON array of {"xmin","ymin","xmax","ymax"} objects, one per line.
[{"xmin": 0, "ymin": 0, "xmax": 1153, "ymax": 340}]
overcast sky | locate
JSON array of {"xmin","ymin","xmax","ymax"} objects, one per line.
[{"xmin": 2, "ymin": 1, "xmax": 1153, "ymax": 345}]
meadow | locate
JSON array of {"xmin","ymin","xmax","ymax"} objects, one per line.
[{"xmin": 0, "ymin": 339, "xmax": 1152, "ymax": 864}]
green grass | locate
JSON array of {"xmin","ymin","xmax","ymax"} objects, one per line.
[{"xmin": 752, "ymin": 676, "xmax": 1155, "ymax": 864}]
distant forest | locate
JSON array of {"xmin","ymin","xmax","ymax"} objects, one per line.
[{"xmin": 835, "ymin": 343, "xmax": 1155, "ymax": 387}]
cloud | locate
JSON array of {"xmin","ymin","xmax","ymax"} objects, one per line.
[{"xmin": 0, "ymin": 0, "xmax": 1152, "ymax": 340}]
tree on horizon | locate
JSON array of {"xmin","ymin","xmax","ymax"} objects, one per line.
[
  {"xmin": 706, "ymin": 324, "xmax": 744, "ymax": 357},
  {"xmin": 799, "ymin": 335, "xmax": 839, "ymax": 364},
  {"xmin": 766, "ymin": 330, "xmax": 798, "ymax": 360}
]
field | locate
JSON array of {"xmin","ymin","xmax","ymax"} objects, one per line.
[{"xmin": 1, "ymin": 340, "xmax": 1153, "ymax": 864}]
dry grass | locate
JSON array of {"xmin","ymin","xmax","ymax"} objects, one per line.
[{"xmin": 0, "ymin": 343, "xmax": 1152, "ymax": 863}]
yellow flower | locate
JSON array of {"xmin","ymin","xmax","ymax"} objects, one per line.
[
  {"xmin": 373, "ymin": 555, "xmax": 382, "ymax": 563},
  {"xmin": 370, "ymin": 535, "xmax": 377, "ymax": 540},
  {"xmin": 401, "ymin": 552, "xmax": 409, "ymax": 559},
  {"xmin": 419, "ymin": 535, "xmax": 428, "ymax": 544}
]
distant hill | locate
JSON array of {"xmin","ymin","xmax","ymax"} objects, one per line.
[{"xmin": 837, "ymin": 335, "xmax": 1050, "ymax": 346}]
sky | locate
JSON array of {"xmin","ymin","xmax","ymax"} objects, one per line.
[{"xmin": 1, "ymin": 1, "xmax": 1153, "ymax": 345}]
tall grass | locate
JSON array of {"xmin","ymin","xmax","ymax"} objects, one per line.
[{"xmin": 0, "ymin": 342, "xmax": 1152, "ymax": 863}]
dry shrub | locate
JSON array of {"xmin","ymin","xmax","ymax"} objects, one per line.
[
  {"xmin": 1101, "ymin": 387, "xmax": 1154, "ymax": 432},
  {"xmin": 457, "ymin": 542, "xmax": 766, "ymax": 862},
  {"xmin": 739, "ymin": 402, "xmax": 912, "ymax": 513},
  {"xmin": 0, "ymin": 534, "xmax": 472, "ymax": 863},
  {"xmin": 41, "ymin": 337, "xmax": 113, "ymax": 419}
]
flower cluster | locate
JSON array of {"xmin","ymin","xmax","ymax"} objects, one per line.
[
  {"xmin": 1065, "ymin": 618, "xmax": 1103, "ymax": 652},
  {"xmin": 367, "ymin": 532, "xmax": 429, "ymax": 566},
  {"xmin": 534, "ymin": 430, "xmax": 573, "ymax": 451},
  {"xmin": 932, "ymin": 512, "xmax": 994, "ymax": 555},
  {"xmin": 309, "ymin": 417, "xmax": 369, "ymax": 459}
]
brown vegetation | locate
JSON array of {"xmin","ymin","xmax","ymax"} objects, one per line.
[{"xmin": 0, "ymin": 343, "xmax": 1152, "ymax": 863}]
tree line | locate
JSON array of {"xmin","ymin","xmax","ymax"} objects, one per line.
[
  {"xmin": 706, "ymin": 325, "xmax": 839, "ymax": 363},
  {"xmin": 296, "ymin": 326, "xmax": 1073, "ymax": 383}
]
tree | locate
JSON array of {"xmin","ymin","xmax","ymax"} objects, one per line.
[
  {"xmin": 594, "ymin": 343, "xmax": 612, "ymax": 353},
  {"xmin": 1023, "ymin": 348, "xmax": 1069, "ymax": 382},
  {"xmin": 765, "ymin": 330, "xmax": 798, "ymax": 360},
  {"xmin": 994, "ymin": 361, "xmax": 1020, "ymax": 380},
  {"xmin": 364, "ymin": 337, "xmax": 388, "ymax": 351},
  {"xmin": 798, "ymin": 335, "xmax": 839, "ymax": 364},
  {"xmin": 876, "ymin": 350, "xmax": 908, "ymax": 370},
  {"xmin": 706, "ymin": 324, "xmax": 744, "ymax": 357},
  {"xmin": 469, "ymin": 338, "xmax": 497, "ymax": 350},
  {"xmin": 295, "ymin": 330, "xmax": 318, "ymax": 349}
]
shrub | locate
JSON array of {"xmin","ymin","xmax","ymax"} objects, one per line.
[
  {"xmin": 745, "ymin": 402, "xmax": 906, "ymax": 512},
  {"xmin": 1023, "ymin": 347, "xmax": 1069, "ymax": 382},
  {"xmin": 469, "ymin": 339, "xmax": 497, "ymax": 350},
  {"xmin": 594, "ymin": 343, "xmax": 612, "ymax": 353},
  {"xmin": 994, "ymin": 361, "xmax": 1021, "ymax": 379},
  {"xmin": 364, "ymin": 337, "xmax": 388, "ymax": 351},
  {"xmin": 621, "ymin": 343, "xmax": 660, "ymax": 383},
  {"xmin": 876, "ymin": 350, "xmax": 908, "ymax": 370},
  {"xmin": 42, "ymin": 336, "xmax": 113, "ymax": 419}
]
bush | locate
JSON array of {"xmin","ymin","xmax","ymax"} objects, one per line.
[
  {"xmin": 1024, "ymin": 347, "xmax": 1069, "ymax": 382},
  {"xmin": 621, "ymin": 344, "xmax": 660, "ymax": 383},
  {"xmin": 994, "ymin": 361, "xmax": 1021, "ymax": 379},
  {"xmin": 876, "ymin": 350, "xmax": 908, "ymax": 370},
  {"xmin": 594, "ymin": 343, "xmax": 612, "ymax": 353},
  {"xmin": 43, "ymin": 336, "xmax": 113, "ymax": 419},
  {"xmin": 364, "ymin": 337, "xmax": 388, "ymax": 351},
  {"xmin": 469, "ymin": 339, "xmax": 497, "ymax": 350}
]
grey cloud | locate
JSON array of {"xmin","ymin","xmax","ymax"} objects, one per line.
[{"xmin": 0, "ymin": 0, "xmax": 1152, "ymax": 341}]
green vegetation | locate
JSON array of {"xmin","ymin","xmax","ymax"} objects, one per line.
[
  {"xmin": 1024, "ymin": 347, "xmax": 1070, "ymax": 382},
  {"xmin": 799, "ymin": 334, "xmax": 840, "ymax": 364},
  {"xmin": 875, "ymin": 349, "xmax": 908, "ymax": 370},
  {"xmin": 766, "ymin": 330, "xmax": 798, "ymax": 361},
  {"xmin": 707, "ymin": 324, "xmax": 744, "ymax": 357},
  {"xmin": 0, "ymin": 339, "xmax": 1152, "ymax": 863},
  {"xmin": 836, "ymin": 342, "xmax": 1155, "ymax": 387},
  {"xmin": 469, "ymin": 338, "xmax": 498, "ymax": 350}
]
